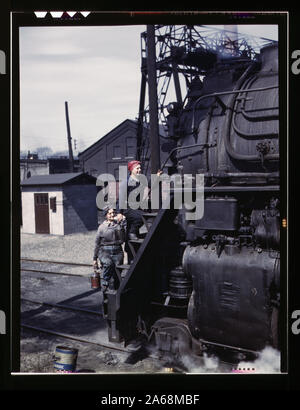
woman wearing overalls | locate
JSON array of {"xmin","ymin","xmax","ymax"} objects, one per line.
[{"xmin": 93, "ymin": 208, "xmax": 126, "ymax": 291}]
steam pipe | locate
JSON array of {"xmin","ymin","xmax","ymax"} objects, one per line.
[
  {"xmin": 159, "ymin": 142, "xmax": 213, "ymax": 171},
  {"xmin": 223, "ymin": 65, "xmax": 279, "ymax": 161},
  {"xmin": 232, "ymin": 115, "xmax": 279, "ymax": 138},
  {"xmin": 191, "ymin": 85, "xmax": 279, "ymax": 133},
  {"xmin": 241, "ymin": 108, "xmax": 279, "ymax": 122},
  {"xmin": 172, "ymin": 61, "xmax": 183, "ymax": 105}
]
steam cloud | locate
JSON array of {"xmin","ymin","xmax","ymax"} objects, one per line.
[
  {"xmin": 235, "ymin": 346, "xmax": 281, "ymax": 373},
  {"xmin": 180, "ymin": 346, "xmax": 281, "ymax": 374},
  {"xmin": 181, "ymin": 352, "xmax": 221, "ymax": 373}
]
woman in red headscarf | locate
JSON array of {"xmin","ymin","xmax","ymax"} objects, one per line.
[
  {"xmin": 116, "ymin": 160, "xmax": 144, "ymax": 244},
  {"xmin": 116, "ymin": 160, "xmax": 162, "ymax": 262}
]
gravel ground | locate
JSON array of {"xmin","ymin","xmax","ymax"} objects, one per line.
[
  {"xmin": 21, "ymin": 229, "xmax": 98, "ymax": 265},
  {"xmin": 19, "ymin": 230, "xmax": 151, "ymax": 374},
  {"xmin": 21, "ymin": 229, "xmax": 129, "ymax": 266}
]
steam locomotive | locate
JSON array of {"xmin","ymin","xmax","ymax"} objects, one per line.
[{"xmin": 104, "ymin": 42, "xmax": 281, "ymax": 365}]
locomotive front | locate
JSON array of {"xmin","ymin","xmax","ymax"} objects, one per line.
[{"xmin": 166, "ymin": 42, "xmax": 280, "ymax": 354}]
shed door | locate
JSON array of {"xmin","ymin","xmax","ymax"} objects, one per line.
[{"xmin": 34, "ymin": 193, "xmax": 50, "ymax": 234}]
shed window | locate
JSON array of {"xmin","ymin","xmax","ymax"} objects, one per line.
[{"xmin": 50, "ymin": 197, "xmax": 57, "ymax": 212}]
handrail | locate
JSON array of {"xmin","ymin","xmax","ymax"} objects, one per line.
[
  {"xmin": 160, "ymin": 142, "xmax": 216, "ymax": 171},
  {"xmin": 222, "ymin": 64, "xmax": 279, "ymax": 162}
]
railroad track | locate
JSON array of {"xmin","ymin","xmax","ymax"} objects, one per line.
[
  {"xmin": 21, "ymin": 324, "xmax": 131, "ymax": 355},
  {"xmin": 20, "ymin": 298, "xmax": 157, "ymax": 358},
  {"xmin": 21, "ymin": 319, "xmax": 181, "ymax": 373},
  {"xmin": 21, "ymin": 297, "xmax": 102, "ymax": 316},
  {"xmin": 21, "ymin": 258, "xmax": 91, "ymax": 267},
  {"xmin": 20, "ymin": 257, "xmax": 92, "ymax": 277},
  {"xmin": 20, "ymin": 268, "xmax": 142, "ymax": 358},
  {"xmin": 19, "ymin": 259, "xmax": 181, "ymax": 372},
  {"xmin": 20, "ymin": 271, "xmax": 230, "ymax": 373}
]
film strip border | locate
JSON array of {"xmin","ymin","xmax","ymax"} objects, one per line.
[{"xmin": 34, "ymin": 11, "xmax": 91, "ymax": 19}]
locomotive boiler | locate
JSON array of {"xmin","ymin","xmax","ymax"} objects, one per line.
[{"xmin": 104, "ymin": 40, "xmax": 281, "ymax": 365}]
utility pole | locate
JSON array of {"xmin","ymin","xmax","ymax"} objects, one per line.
[
  {"xmin": 65, "ymin": 101, "xmax": 74, "ymax": 172},
  {"xmin": 136, "ymin": 71, "xmax": 147, "ymax": 163}
]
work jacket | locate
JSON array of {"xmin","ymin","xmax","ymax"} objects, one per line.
[{"xmin": 93, "ymin": 218, "xmax": 126, "ymax": 260}]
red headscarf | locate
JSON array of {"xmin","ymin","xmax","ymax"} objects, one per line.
[{"xmin": 128, "ymin": 160, "xmax": 141, "ymax": 172}]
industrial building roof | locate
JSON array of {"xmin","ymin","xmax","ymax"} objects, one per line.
[
  {"xmin": 21, "ymin": 172, "xmax": 96, "ymax": 186},
  {"xmin": 78, "ymin": 119, "xmax": 167, "ymax": 158}
]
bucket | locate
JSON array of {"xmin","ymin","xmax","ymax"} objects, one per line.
[
  {"xmin": 91, "ymin": 270, "xmax": 100, "ymax": 289},
  {"xmin": 54, "ymin": 345, "xmax": 78, "ymax": 372}
]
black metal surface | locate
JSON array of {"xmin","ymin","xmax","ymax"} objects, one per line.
[
  {"xmin": 195, "ymin": 197, "xmax": 238, "ymax": 231},
  {"xmin": 183, "ymin": 245, "xmax": 280, "ymax": 351}
]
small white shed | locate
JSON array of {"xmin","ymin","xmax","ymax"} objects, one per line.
[{"xmin": 21, "ymin": 172, "xmax": 98, "ymax": 235}]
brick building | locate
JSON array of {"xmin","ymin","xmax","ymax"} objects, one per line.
[{"xmin": 78, "ymin": 119, "xmax": 175, "ymax": 180}]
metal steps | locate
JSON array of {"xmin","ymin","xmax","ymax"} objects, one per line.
[
  {"xmin": 112, "ymin": 212, "xmax": 159, "ymax": 282},
  {"xmin": 106, "ymin": 206, "xmax": 179, "ymax": 343}
]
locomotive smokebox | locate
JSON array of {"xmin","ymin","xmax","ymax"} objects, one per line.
[
  {"xmin": 172, "ymin": 42, "xmax": 279, "ymax": 176},
  {"xmin": 183, "ymin": 244, "xmax": 280, "ymax": 351},
  {"xmin": 260, "ymin": 43, "xmax": 279, "ymax": 73}
]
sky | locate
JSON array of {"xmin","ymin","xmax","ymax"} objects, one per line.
[{"xmin": 19, "ymin": 24, "xmax": 278, "ymax": 156}]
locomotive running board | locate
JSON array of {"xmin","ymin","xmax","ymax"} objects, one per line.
[{"xmin": 106, "ymin": 204, "xmax": 178, "ymax": 343}]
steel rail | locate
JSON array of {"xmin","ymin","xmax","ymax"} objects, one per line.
[
  {"xmin": 21, "ymin": 323, "xmax": 131, "ymax": 354},
  {"xmin": 21, "ymin": 297, "xmax": 102, "ymax": 316},
  {"xmin": 21, "ymin": 268, "xmax": 88, "ymax": 278},
  {"xmin": 21, "ymin": 258, "xmax": 91, "ymax": 267},
  {"xmin": 20, "ymin": 258, "xmax": 92, "ymax": 277}
]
